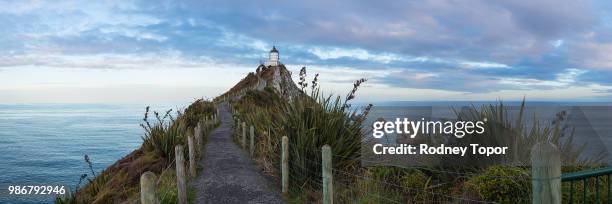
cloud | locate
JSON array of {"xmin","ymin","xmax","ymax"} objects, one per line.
[
  {"xmin": 458, "ymin": 61, "xmax": 511, "ymax": 69},
  {"xmin": 0, "ymin": 51, "xmax": 215, "ymax": 69},
  {"xmin": 151, "ymin": 0, "xmax": 597, "ymax": 62},
  {"xmin": 98, "ymin": 27, "xmax": 168, "ymax": 42},
  {"xmin": 570, "ymin": 41, "xmax": 612, "ymax": 69},
  {"xmin": 0, "ymin": 0, "xmax": 611, "ymax": 101}
]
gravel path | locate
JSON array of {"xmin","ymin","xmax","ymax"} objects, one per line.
[{"xmin": 192, "ymin": 104, "xmax": 285, "ymax": 204}]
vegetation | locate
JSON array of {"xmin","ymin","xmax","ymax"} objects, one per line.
[
  {"xmin": 58, "ymin": 64, "xmax": 608, "ymax": 203},
  {"xmin": 448, "ymin": 101, "xmax": 607, "ymax": 166},
  {"xmin": 156, "ymin": 169, "xmax": 195, "ymax": 204},
  {"xmin": 463, "ymin": 165, "xmax": 531, "ymax": 202},
  {"xmin": 57, "ymin": 99, "xmax": 217, "ymax": 204},
  {"xmin": 229, "ymin": 66, "xmax": 607, "ymax": 203}
]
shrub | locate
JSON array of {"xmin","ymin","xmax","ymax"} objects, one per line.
[
  {"xmin": 463, "ymin": 165, "xmax": 530, "ymax": 203},
  {"xmin": 241, "ymin": 87, "xmax": 282, "ymax": 108},
  {"xmin": 142, "ymin": 119, "xmax": 185, "ymax": 160},
  {"xmin": 401, "ymin": 170, "xmax": 431, "ymax": 201},
  {"xmin": 279, "ymin": 93, "xmax": 366, "ymax": 190},
  {"xmin": 142, "ymin": 100, "xmax": 216, "ymax": 160},
  {"xmin": 233, "ymin": 72, "xmax": 371, "ymax": 201},
  {"xmin": 451, "ymin": 101, "xmax": 606, "ymax": 166},
  {"xmin": 183, "ymin": 99, "xmax": 216, "ymax": 128}
]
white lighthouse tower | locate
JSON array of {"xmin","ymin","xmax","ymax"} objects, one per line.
[{"xmin": 265, "ymin": 46, "xmax": 280, "ymax": 66}]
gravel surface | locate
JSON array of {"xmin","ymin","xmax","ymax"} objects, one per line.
[{"xmin": 192, "ymin": 104, "xmax": 285, "ymax": 204}]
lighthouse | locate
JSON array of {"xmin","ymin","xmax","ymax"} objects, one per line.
[{"xmin": 265, "ymin": 46, "xmax": 280, "ymax": 66}]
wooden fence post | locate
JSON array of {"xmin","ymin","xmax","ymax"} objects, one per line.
[
  {"xmin": 187, "ymin": 135, "xmax": 196, "ymax": 178},
  {"xmin": 236, "ymin": 118, "xmax": 240, "ymax": 130},
  {"xmin": 249, "ymin": 125, "xmax": 255, "ymax": 156},
  {"xmin": 140, "ymin": 171, "xmax": 158, "ymax": 204},
  {"xmin": 194, "ymin": 124, "xmax": 202, "ymax": 150},
  {"xmin": 208, "ymin": 119, "xmax": 213, "ymax": 130},
  {"xmin": 281, "ymin": 136, "xmax": 289, "ymax": 194},
  {"xmin": 175, "ymin": 145, "xmax": 187, "ymax": 204},
  {"xmin": 202, "ymin": 118, "xmax": 207, "ymax": 131},
  {"xmin": 242, "ymin": 122, "xmax": 246, "ymax": 148},
  {"xmin": 235, "ymin": 118, "xmax": 240, "ymax": 140},
  {"xmin": 531, "ymin": 142, "xmax": 561, "ymax": 204},
  {"xmin": 322, "ymin": 145, "xmax": 333, "ymax": 204}
]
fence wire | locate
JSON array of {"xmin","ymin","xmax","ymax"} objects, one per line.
[
  {"xmin": 277, "ymin": 142, "xmax": 501, "ymax": 203},
  {"xmin": 233, "ymin": 109, "xmax": 539, "ymax": 204}
]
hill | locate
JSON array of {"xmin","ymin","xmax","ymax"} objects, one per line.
[{"xmin": 218, "ymin": 64, "xmax": 302, "ymax": 102}]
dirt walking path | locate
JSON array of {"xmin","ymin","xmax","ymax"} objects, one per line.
[{"xmin": 192, "ymin": 104, "xmax": 285, "ymax": 204}]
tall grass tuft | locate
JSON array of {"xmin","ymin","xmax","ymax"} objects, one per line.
[
  {"xmin": 233, "ymin": 69, "xmax": 371, "ymax": 200},
  {"xmin": 58, "ymin": 99, "xmax": 217, "ymax": 204},
  {"xmin": 278, "ymin": 90, "xmax": 366, "ymax": 190},
  {"xmin": 447, "ymin": 100, "xmax": 606, "ymax": 167},
  {"xmin": 141, "ymin": 99, "xmax": 216, "ymax": 160}
]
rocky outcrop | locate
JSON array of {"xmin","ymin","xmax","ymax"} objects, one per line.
[
  {"xmin": 267, "ymin": 65, "xmax": 302, "ymax": 101},
  {"xmin": 220, "ymin": 64, "xmax": 302, "ymax": 101}
]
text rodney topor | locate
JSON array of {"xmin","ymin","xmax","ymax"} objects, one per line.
[{"xmin": 372, "ymin": 144, "xmax": 508, "ymax": 157}]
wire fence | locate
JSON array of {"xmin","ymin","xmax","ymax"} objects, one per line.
[
  {"xmin": 139, "ymin": 109, "xmax": 221, "ymax": 204},
  {"xmin": 229, "ymin": 121, "xmax": 527, "ymax": 203},
  {"xmin": 334, "ymin": 154, "xmax": 533, "ymax": 180},
  {"xmin": 295, "ymin": 154, "xmax": 507, "ymax": 203},
  {"xmin": 222, "ymin": 95, "xmax": 612, "ymax": 204},
  {"xmin": 156, "ymin": 157, "xmax": 176, "ymax": 202}
]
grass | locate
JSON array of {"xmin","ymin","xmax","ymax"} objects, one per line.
[
  {"xmin": 156, "ymin": 168, "xmax": 195, "ymax": 204},
  {"xmin": 230, "ymin": 71, "xmax": 373, "ymax": 202},
  {"xmin": 448, "ymin": 100, "xmax": 607, "ymax": 166},
  {"xmin": 57, "ymin": 99, "xmax": 217, "ymax": 204},
  {"xmin": 228, "ymin": 67, "xmax": 607, "ymax": 203}
]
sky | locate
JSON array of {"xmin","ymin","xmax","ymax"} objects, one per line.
[{"xmin": 1, "ymin": 0, "xmax": 612, "ymax": 103}]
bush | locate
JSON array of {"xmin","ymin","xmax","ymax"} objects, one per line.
[
  {"xmin": 279, "ymin": 93, "xmax": 365, "ymax": 189},
  {"xmin": 241, "ymin": 87, "xmax": 282, "ymax": 108},
  {"xmin": 142, "ymin": 119, "xmax": 186, "ymax": 160},
  {"xmin": 142, "ymin": 100, "xmax": 216, "ymax": 160},
  {"xmin": 401, "ymin": 170, "xmax": 431, "ymax": 201},
  {"xmin": 183, "ymin": 99, "xmax": 216, "ymax": 128},
  {"xmin": 463, "ymin": 165, "xmax": 530, "ymax": 203},
  {"xmin": 452, "ymin": 101, "xmax": 606, "ymax": 166},
  {"xmin": 233, "ymin": 73, "xmax": 371, "ymax": 202}
]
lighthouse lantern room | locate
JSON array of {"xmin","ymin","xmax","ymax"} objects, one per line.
[{"xmin": 266, "ymin": 46, "xmax": 280, "ymax": 66}]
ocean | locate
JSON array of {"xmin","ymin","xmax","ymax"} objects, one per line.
[
  {"xmin": 0, "ymin": 103, "xmax": 182, "ymax": 204},
  {"xmin": 1, "ymin": 101, "xmax": 610, "ymax": 203}
]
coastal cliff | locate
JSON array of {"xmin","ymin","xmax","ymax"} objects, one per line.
[{"xmin": 219, "ymin": 64, "xmax": 302, "ymax": 102}]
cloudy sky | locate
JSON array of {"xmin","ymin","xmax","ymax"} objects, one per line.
[{"xmin": 1, "ymin": 0, "xmax": 612, "ymax": 103}]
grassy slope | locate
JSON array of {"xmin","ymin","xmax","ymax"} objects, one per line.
[
  {"xmin": 58, "ymin": 100, "xmax": 217, "ymax": 204},
  {"xmin": 225, "ymin": 67, "xmax": 606, "ymax": 203}
]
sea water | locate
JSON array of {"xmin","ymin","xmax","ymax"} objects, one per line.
[{"xmin": 0, "ymin": 103, "xmax": 181, "ymax": 203}]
